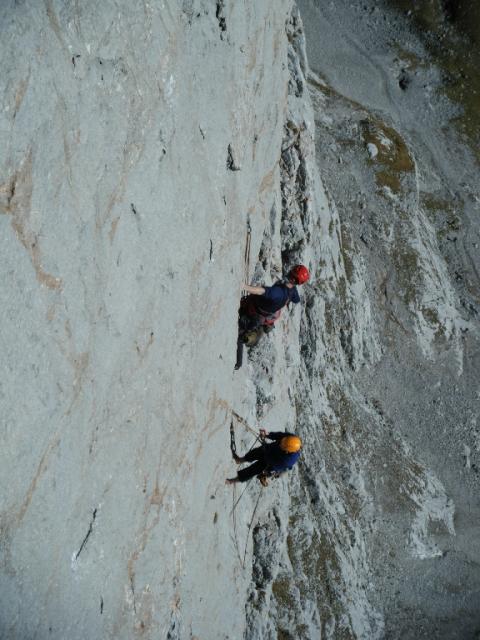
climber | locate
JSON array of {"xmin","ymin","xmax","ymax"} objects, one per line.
[
  {"xmin": 240, "ymin": 264, "xmax": 310, "ymax": 331},
  {"xmin": 234, "ymin": 264, "xmax": 309, "ymax": 369},
  {"xmin": 226, "ymin": 429, "xmax": 302, "ymax": 486}
]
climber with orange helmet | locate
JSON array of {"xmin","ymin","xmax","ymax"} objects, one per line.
[{"xmin": 225, "ymin": 429, "xmax": 302, "ymax": 486}]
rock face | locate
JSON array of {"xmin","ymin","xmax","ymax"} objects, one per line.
[
  {"xmin": 245, "ymin": 1, "xmax": 480, "ymax": 638},
  {"xmin": 1, "ymin": 1, "xmax": 480, "ymax": 639},
  {"xmin": 0, "ymin": 2, "xmax": 293, "ymax": 638}
]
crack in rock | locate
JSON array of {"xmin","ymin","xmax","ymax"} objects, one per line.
[
  {"xmin": 75, "ymin": 508, "xmax": 97, "ymax": 560},
  {"xmin": 227, "ymin": 144, "xmax": 241, "ymax": 171},
  {"xmin": 216, "ymin": 1, "xmax": 227, "ymax": 37}
]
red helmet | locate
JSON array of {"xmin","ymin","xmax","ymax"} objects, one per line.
[{"xmin": 288, "ymin": 264, "xmax": 309, "ymax": 285}]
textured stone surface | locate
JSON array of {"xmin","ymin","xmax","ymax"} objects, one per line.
[
  {"xmin": 0, "ymin": 1, "xmax": 292, "ymax": 638},
  {"xmin": 244, "ymin": 1, "xmax": 480, "ymax": 638},
  {"xmin": 1, "ymin": 1, "xmax": 480, "ymax": 639}
]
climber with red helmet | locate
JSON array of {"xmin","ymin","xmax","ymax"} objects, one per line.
[
  {"xmin": 235, "ymin": 264, "xmax": 310, "ymax": 368},
  {"xmin": 242, "ymin": 264, "xmax": 309, "ymax": 317},
  {"xmin": 226, "ymin": 429, "xmax": 302, "ymax": 486}
]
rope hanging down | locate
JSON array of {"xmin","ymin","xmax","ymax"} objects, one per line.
[
  {"xmin": 231, "ymin": 410, "xmax": 258, "ymax": 437},
  {"xmin": 229, "ymin": 414, "xmax": 258, "ymax": 516},
  {"xmin": 230, "ymin": 478, "xmax": 252, "ymax": 516},
  {"xmin": 230, "ymin": 411, "xmax": 264, "ymax": 508},
  {"xmin": 229, "ymin": 411, "xmax": 265, "ymax": 570},
  {"xmin": 242, "ymin": 485, "xmax": 263, "ymax": 567},
  {"xmin": 231, "ymin": 485, "xmax": 243, "ymax": 567}
]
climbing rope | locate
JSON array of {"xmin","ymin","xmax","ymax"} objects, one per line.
[
  {"xmin": 229, "ymin": 416, "xmax": 258, "ymax": 516},
  {"xmin": 231, "ymin": 485, "xmax": 244, "ymax": 567},
  {"xmin": 229, "ymin": 411, "xmax": 266, "ymax": 569},
  {"xmin": 242, "ymin": 485, "xmax": 263, "ymax": 568},
  {"xmin": 231, "ymin": 410, "xmax": 258, "ymax": 438},
  {"xmin": 230, "ymin": 419, "xmax": 247, "ymax": 566},
  {"xmin": 230, "ymin": 477, "xmax": 252, "ymax": 516}
]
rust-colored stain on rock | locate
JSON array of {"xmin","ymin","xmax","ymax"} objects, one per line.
[{"xmin": 3, "ymin": 150, "xmax": 63, "ymax": 291}]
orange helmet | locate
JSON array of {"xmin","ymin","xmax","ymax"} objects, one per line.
[
  {"xmin": 280, "ymin": 435, "xmax": 302, "ymax": 453},
  {"xmin": 288, "ymin": 264, "xmax": 309, "ymax": 285}
]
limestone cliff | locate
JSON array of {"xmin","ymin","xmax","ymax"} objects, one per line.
[
  {"xmin": 1, "ymin": 1, "xmax": 479, "ymax": 639},
  {"xmin": 244, "ymin": 1, "xmax": 480, "ymax": 638},
  {"xmin": 0, "ymin": 2, "xmax": 293, "ymax": 638}
]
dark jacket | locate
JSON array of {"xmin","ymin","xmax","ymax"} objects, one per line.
[
  {"xmin": 263, "ymin": 432, "xmax": 301, "ymax": 473},
  {"xmin": 252, "ymin": 281, "xmax": 300, "ymax": 316}
]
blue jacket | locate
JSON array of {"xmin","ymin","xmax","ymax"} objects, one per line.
[
  {"xmin": 263, "ymin": 432, "xmax": 301, "ymax": 474},
  {"xmin": 253, "ymin": 281, "xmax": 300, "ymax": 316}
]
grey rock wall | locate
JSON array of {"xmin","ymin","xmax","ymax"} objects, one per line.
[
  {"xmin": 0, "ymin": 1, "xmax": 293, "ymax": 638},
  {"xmin": 242, "ymin": 1, "xmax": 480, "ymax": 639},
  {"xmin": 1, "ymin": 1, "xmax": 479, "ymax": 639}
]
